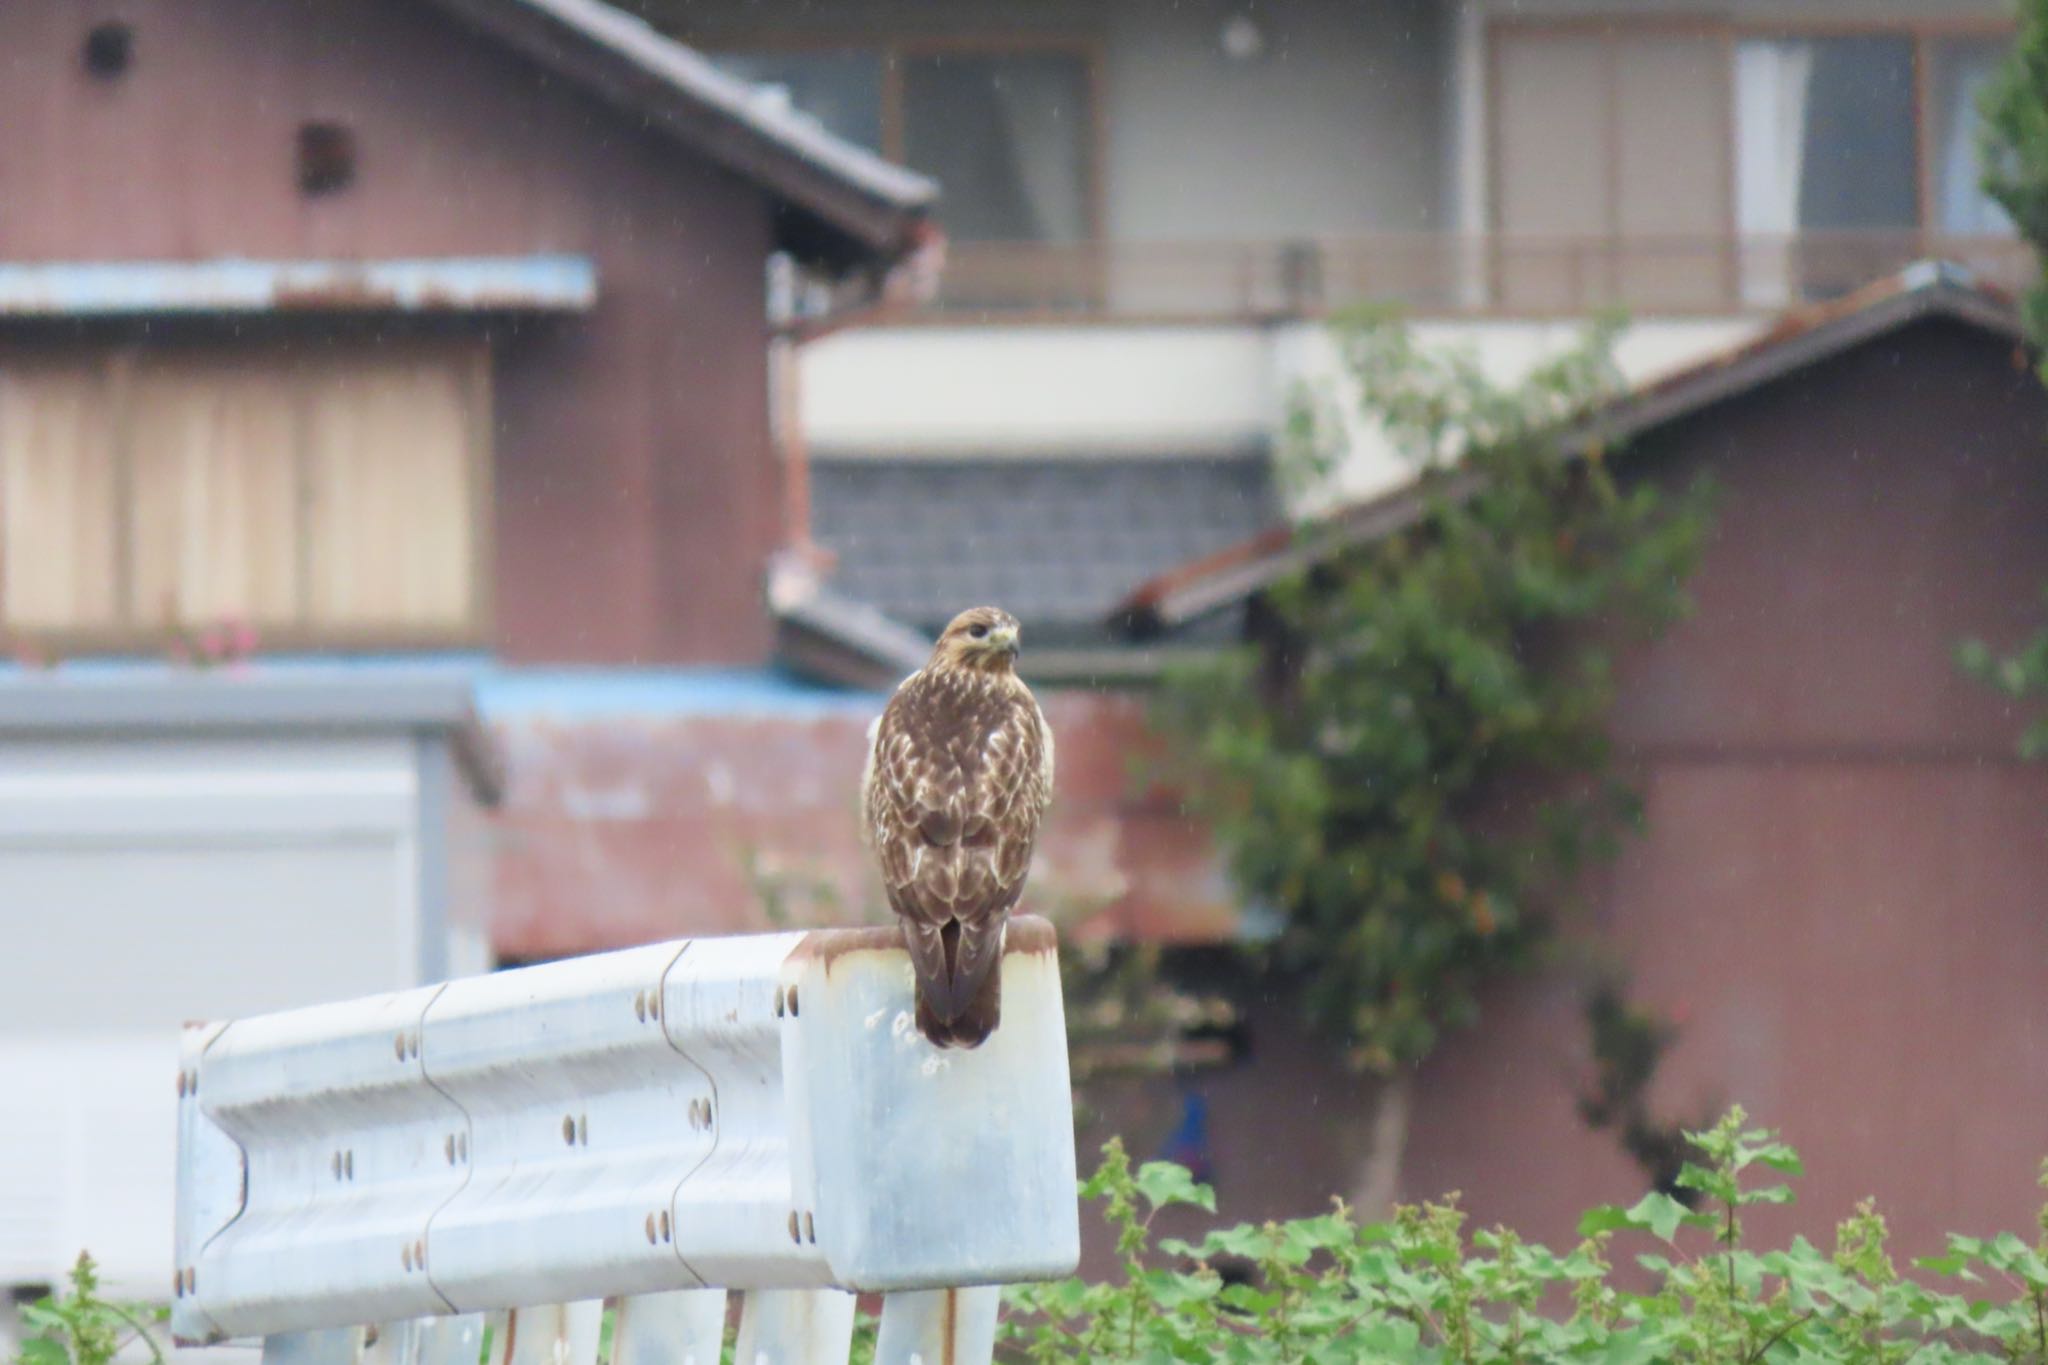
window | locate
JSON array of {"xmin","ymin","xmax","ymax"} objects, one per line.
[
  {"xmin": 1493, "ymin": 20, "xmax": 2017, "ymax": 310},
  {"xmin": 1736, "ymin": 36, "xmax": 1918, "ymax": 238},
  {"xmin": 1930, "ymin": 37, "xmax": 2017, "ymax": 236},
  {"xmin": 710, "ymin": 42, "xmax": 1097, "ymax": 243},
  {"xmin": 1490, "ymin": 27, "xmax": 1733, "ymax": 311},
  {"xmin": 902, "ymin": 52, "xmax": 1091, "ymax": 243},
  {"xmin": 0, "ymin": 339, "xmax": 488, "ymax": 644},
  {"xmin": 711, "ymin": 51, "xmax": 884, "ymax": 153},
  {"xmin": 1733, "ymin": 30, "xmax": 2013, "ymax": 302}
]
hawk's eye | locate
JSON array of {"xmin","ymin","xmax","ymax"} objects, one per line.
[{"xmin": 968, "ymin": 623, "xmax": 989, "ymax": 639}]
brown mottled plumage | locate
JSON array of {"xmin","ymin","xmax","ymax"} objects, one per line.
[{"xmin": 862, "ymin": 606, "xmax": 1054, "ymax": 1048}]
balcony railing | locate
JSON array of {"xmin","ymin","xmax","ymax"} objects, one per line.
[{"xmin": 917, "ymin": 233, "xmax": 2034, "ymax": 321}]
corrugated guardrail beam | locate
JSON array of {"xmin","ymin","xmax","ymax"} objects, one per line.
[{"xmin": 176, "ymin": 918, "xmax": 1078, "ymax": 1365}]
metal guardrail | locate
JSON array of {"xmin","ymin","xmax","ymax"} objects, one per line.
[
  {"xmin": 173, "ymin": 920, "xmax": 1078, "ymax": 1365},
  {"xmin": 920, "ymin": 233, "xmax": 2034, "ymax": 320}
]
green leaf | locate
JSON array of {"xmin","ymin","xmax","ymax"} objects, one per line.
[
  {"xmin": 1280, "ymin": 1214, "xmax": 1354, "ymax": 1258},
  {"xmin": 1135, "ymin": 1162, "xmax": 1217, "ymax": 1213},
  {"xmin": 1625, "ymin": 1191, "xmax": 1700, "ymax": 1243},
  {"xmin": 1595, "ymin": 1328, "xmax": 1666, "ymax": 1365},
  {"xmin": 1579, "ymin": 1205, "xmax": 1637, "ymax": 1236},
  {"xmin": 1166, "ymin": 1225, "xmax": 1270, "ymax": 1261},
  {"xmin": 1674, "ymin": 1162, "xmax": 1736, "ymax": 1203},
  {"xmin": 19, "ymin": 1340, "xmax": 69, "ymax": 1365},
  {"xmin": 1747, "ymin": 1143, "xmax": 1805, "ymax": 1176},
  {"xmin": 1346, "ymin": 1318, "xmax": 1422, "ymax": 1357}
]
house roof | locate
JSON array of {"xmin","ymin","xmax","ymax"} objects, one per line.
[
  {"xmin": 1110, "ymin": 261, "xmax": 2027, "ymax": 638},
  {"xmin": 777, "ymin": 454, "xmax": 1278, "ymax": 683},
  {"xmin": 423, "ymin": 0, "xmax": 936, "ymax": 273},
  {"xmin": 0, "ymin": 256, "xmax": 597, "ymax": 318},
  {"xmin": 1585, "ymin": 260, "xmax": 2023, "ymax": 449},
  {"xmin": 0, "ymin": 668, "xmax": 505, "ymax": 803}
]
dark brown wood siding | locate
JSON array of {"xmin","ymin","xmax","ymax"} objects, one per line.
[
  {"xmin": 0, "ymin": 0, "xmax": 783, "ymax": 663},
  {"xmin": 1401, "ymin": 318, "xmax": 2048, "ymax": 1262}
]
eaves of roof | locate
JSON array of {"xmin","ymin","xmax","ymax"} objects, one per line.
[{"xmin": 424, "ymin": 0, "xmax": 936, "ymax": 273}]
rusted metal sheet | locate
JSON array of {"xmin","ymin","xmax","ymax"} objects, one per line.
[
  {"xmin": 487, "ymin": 691, "xmax": 1242, "ymax": 958},
  {"xmin": 0, "ymin": 256, "xmax": 597, "ymax": 317}
]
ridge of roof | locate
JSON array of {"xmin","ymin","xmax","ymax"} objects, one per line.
[{"xmin": 1586, "ymin": 260, "xmax": 2021, "ymax": 449}]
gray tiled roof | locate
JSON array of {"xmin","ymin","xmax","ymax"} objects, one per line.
[{"xmin": 809, "ymin": 454, "xmax": 1279, "ymax": 647}]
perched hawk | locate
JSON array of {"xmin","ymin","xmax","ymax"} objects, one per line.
[{"xmin": 863, "ymin": 606, "xmax": 1054, "ymax": 1048}]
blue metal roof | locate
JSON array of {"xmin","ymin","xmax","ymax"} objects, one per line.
[
  {"xmin": 0, "ymin": 256, "xmax": 598, "ymax": 317},
  {"xmin": 0, "ymin": 655, "xmax": 884, "ymax": 721}
]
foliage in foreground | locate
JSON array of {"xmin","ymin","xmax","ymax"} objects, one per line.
[
  {"xmin": 25, "ymin": 1113, "xmax": 2048, "ymax": 1365},
  {"xmin": 11, "ymin": 1254, "xmax": 163, "ymax": 1365},
  {"xmin": 1148, "ymin": 315, "xmax": 1712, "ymax": 1071},
  {"xmin": 999, "ymin": 1110, "xmax": 2048, "ymax": 1364}
]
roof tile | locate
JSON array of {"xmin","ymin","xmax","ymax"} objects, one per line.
[{"xmin": 812, "ymin": 454, "xmax": 1278, "ymax": 646}]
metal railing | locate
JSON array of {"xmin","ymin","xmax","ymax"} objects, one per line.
[
  {"xmin": 919, "ymin": 233, "xmax": 2034, "ymax": 321},
  {"xmin": 173, "ymin": 921, "xmax": 1078, "ymax": 1365}
]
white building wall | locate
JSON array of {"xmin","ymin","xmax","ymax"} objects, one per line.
[
  {"xmin": 803, "ymin": 326, "xmax": 1277, "ymax": 458},
  {"xmin": 802, "ymin": 317, "xmax": 1765, "ymax": 503},
  {"xmin": 0, "ymin": 735, "xmax": 430, "ymax": 1298}
]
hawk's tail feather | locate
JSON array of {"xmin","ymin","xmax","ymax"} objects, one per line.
[
  {"xmin": 915, "ymin": 959, "xmax": 1001, "ymax": 1049},
  {"xmin": 901, "ymin": 916, "xmax": 1004, "ymax": 1048}
]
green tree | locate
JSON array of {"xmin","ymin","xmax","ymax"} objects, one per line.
[
  {"xmin": 1148, "ymin": 313, "xmax": 1711, "ymax": 1210},
  {"xmin": 1963, "ymin": 4, "xmax": 2048, "ymax": 743},
  {"xmin": 1981, "ymin": 0, "xmax": 2048, "ymax": 367}
]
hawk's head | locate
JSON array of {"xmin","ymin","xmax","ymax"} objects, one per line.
[{"xmin": 932, "ymin": 606, "xmax": 1022, "ymax": 673}]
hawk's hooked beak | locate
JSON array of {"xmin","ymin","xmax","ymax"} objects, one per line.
[{"xmin": 988, "ymin": 623, "xmax": 1020, "ymax": 656}]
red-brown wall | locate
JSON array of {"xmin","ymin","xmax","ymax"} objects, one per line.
[
  {"xmin": 0, "ymin": 0, "xmax": 783, "ymax": 664},
  {"xmin": 1402, "ymin": 317, "xmax": 2048, "ymax": 1260}
]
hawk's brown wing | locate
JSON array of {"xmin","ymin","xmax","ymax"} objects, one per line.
[{"xmin": 862, "ymin": 666, "xmax": 1051, "ymax": 1041}]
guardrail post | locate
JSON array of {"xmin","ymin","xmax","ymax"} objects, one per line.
[
  {"xmin": 262, "ymin": 1328, "xmax": 367, "ymax": 1365},
  {"xmin": 874, "ymin": 1287, "xmax": 1000, "ymax": 1365},
  {"xmin": 613, "ymin": 1289, "xmax": 728, "ymax": 1365},
  {"xmin": 363, "ymin": 1323, "xmax": 417, "ymax": 1365},
  {"xmin": 362, "ymin": 1315, "xmax": 485, "ymax": 1365},
  {"xmin": 490, "ymin": 1301, "xmax": 602, "ymax": 1365},
  {"xmin": 416, "ymin": 1315, "xmax": 487, "ymax": 1365},
  {"xmin": 734, "ymin": 1288, "xmax": 856, "ymax": 1365}
]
